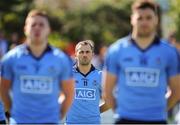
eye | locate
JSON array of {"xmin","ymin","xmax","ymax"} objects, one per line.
[
  {"xmin": 31, "ymin": 23, "xmax": 36, "ymax": 27},
  {"xmin": 39, "ymin": 22, "xmax": 45, "ymax": 27},
  {"xmin": 31, "ymin": 22, "xmax": 45, "ymax": 27},
  {"xmin": 146, "ymin": 15, "xmax": 153, "ymax": 20},
  {"xmin": 137, "ymin": 16, "xmax": 142, "ymax": 21},
  {"xmin": 86, "ymin": 51, "xmax": 90, "ymax": 54},
  {"xmin": 79, "ymin": 51, "xmax": 84, "ymax": 54}
]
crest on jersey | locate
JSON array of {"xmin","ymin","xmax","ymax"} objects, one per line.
[
  {"xmin": 48, "ymin": 66, "xmax": 57, "ymax": 74},
  {"xmin": 93, "ymin": 80, "xmax": 98, "ymax": 86},
  {"xmin": 16, "ymin": 64, "xmax": 28, "ymax": 70},
  {"xmin": 123, "ymin": 57, "xmax": 133, "ymax": 62},
  {"xmin": 75, "ymin": 80, "xmax": 79, "ymax": 84},
  {"xmin": 156, "ymin": 57, "xmax": 161, "ymax": 65}
]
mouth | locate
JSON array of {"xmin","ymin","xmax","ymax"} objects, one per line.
[{"xmin": 35, "ymin": 33, "xmax": 40, "ymax": 37}]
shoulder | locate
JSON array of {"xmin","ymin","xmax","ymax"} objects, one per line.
[
  {"xmin": 51, "ymin": 46, "xmax": 67, "ymax": 57},
  {"xmin": 50, "ymin": 46, "xmax": 72, "ymax": 61},
  {"xmin": 93, "ymin": 67, "xmax": 102, "ymax": 76},
  {"xmin": 159, "ymin": 39, "xmax": 178, "ymax": 53},
  {"xmin": 1, "ymin": 44, "xmax": 26, "ymax": 61},
  {"xmin": 106, "ymin": 36, "xmax": 130, "ymax": 58},
  {"xmin": 108, "ymin": 36, "xmax": 130, "ymax": 53}
]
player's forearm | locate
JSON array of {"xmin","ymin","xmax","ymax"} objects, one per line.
[
  {"xmin": 0, "ymin": 78, "xmax": 12, "ymax": 112},
  {"xmin": 104, "ymin": 94, "xmax": 116, "ymax": 110},
  {"xmin": 167, "ymin": 75, "xmax": 180, "ymax": 110},
  {"xmin": 167, "ymin": 93, "xmax": 179, "ymax": 111},
  {"xmin": 60, "ymin": 96, "xmax": 73, "ymax": 119},
  {"xmin": 1, "ymin": 93, "xmax": 11, "ymax": 112}
]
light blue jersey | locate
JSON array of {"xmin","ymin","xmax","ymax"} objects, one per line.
[
  {"xmin": 1, "ymin": 44, "xmax": 73, "ymax": 123},
  {"xmin": 0, "ymin": 102, "xmax": 5, "ymax": 121},
  {"xmin": 66, "ymin": 65, "xmax": 102, "ymax": 124},
  {"xmin": 104, "ymin": 36, "xmax": 180, "ymax": 121},
  {"xmin": 0, "ymin": 65, "xmax": 6, "ymax": 121}
]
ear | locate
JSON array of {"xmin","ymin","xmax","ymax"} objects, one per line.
[
  {"xmin": 130, "ymin": 14, "xmax": 135, "ymax": 26},
  {"xmin": 155, "ymin": 15, "xmax": 158, "ymax": 26},
  {"xmin": 75, "ymin": 52, "xmax": 77, "ymax": 58},
  {"xmin": 24, "ymin": 25, "xmax": 28, "ymax": 36},
  {"xmin": 92, "ymin": 52, "xmax": 95, "ymax": 56},
  {"xmin": 47, "ymin": 25, "xmax": 51, "ymax": 34}
]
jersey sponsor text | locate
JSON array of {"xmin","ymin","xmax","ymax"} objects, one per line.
[
  {"xmin": 125, "ymin": 67, "xmax": 160, "ymax": 87},
  {"xmin": 20, "ymin": 75, "xmax": 53, "ymax": 94},
  {"xmin": 75, "ymin": 88, "xmax": 96, "ymax": 100}
]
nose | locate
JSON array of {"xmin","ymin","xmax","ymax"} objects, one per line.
[
  {"xmin": 82, "ymin": 54, "xmax": 87, "ymax": 57},
  {"xmin": 82, "ymin": 53, "xmax": 88, "ymax": 58}
]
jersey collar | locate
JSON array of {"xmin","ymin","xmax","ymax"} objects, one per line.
[
  {"xmin": 128, "ymin": 34, "xmax": 160, "ymax": 52},
  {"xmin": 24, "ymin": 43, "xmax": 52, "ymax": 60},
  {"xmin": 74, "ymin": 64, "xmax": 96, "ymax": 77}
]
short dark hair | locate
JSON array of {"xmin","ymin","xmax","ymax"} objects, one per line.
[
  {"xmin": 132, "ymin": 0, "xmax": 158, "ymax": 14},
  {"xmin": 75, "ymin": 40, "xmax": 94, "ymax": 52},
  {"xmin": 25, "ymin": 9, "xmax": 49, "ymax": 24}
]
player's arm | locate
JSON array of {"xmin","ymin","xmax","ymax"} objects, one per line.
[
  {"xmin": 102, "ymin": 71, "xmax": 117, "ymax": 110},
  {"xmin": 0, "ymin": 77, "xmax": 12, "ymax": 114},
  {"xmin": 99, "ymin": 100, "xmax": 111, "ymax": 113},
  {"xmin": 167, "ymin": 75, "xmax": 180, "ymax": 111},
  {"xmin": 60, "ymin": 79, "xmax": 74, "ymax": 119}
]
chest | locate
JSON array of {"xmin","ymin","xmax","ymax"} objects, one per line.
[
  {"xmin": 13, "ymin": 54, "xmax": 61, "ymax": 77},
  {"xmin": 74, "ymin": 73, "xmax": 101, "ymax": 89},
  {"xmin": 118, "ymin": 46, "xmax": 168, "ymax": 70},
  {"xmin": 74, "ymin": 73, "xmax": 101, "ymax": 101}
]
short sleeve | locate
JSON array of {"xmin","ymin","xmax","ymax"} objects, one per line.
[
  {"xmin": 60, "ymin": 54, "xmax": 73, "ymax": 81},
  {"xmin": 167, "ymin": 48, "xmax": 180, "ymax": 78},
  {"xmin": 1, "ymin": 54, "xmax": 14, "ymax": 80},
  {"xmin": 98, "ymin": 70, "xmax": 102, "ymax": 94},
  {"xmin": 104, "ymin": 45, "xmax": 120, "ymax": 76}
]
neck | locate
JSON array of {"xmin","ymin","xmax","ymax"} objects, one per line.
[
  {"xmin": 27, "ymin": 40, "xmax": 48, "ymax": 57},
  {"xmin": 78, "ymin": 64, "xmax": 92, "ymax": 75},
  {"xmin": 131, "ymin": 32, "xmax": 156, "ymax": 49}
]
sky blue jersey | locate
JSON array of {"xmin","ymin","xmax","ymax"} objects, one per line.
[
  {"xmin": 1, "ymin": 44, "xmax": 73, "ymax": 123},
  {"xmin": 104, "ymin": 35, "xmax": 180, "ymax": 121},
  {"xmin": 66, "ymin": 65, "xmax": 102, "ymax": 124},
  {"xmin": 0, "ymin": 65, "xmax": 6, "ymax": 121},
  {"xmin": 0, "ymin": 102, "xmax": 5, "ymax": 121}
]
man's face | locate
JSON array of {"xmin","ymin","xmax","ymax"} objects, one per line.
[
  {"xmin": 131, "ymin": 8, "xmax": 158, "ymax": 37},
  {"xmin": 24, "ymin": 15, "xmax": 50, "ymax": 44},
  {"xmin": 76, "ymin": 44, "xmax": 93, "ymax": 66}
]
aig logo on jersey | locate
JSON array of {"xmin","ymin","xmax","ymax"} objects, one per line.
[
  {"xmin": 20, "ymin": 75, "xmax": 53, "ymax": 94},
  {"xmin": 75, "ymin": 88, "xmax": 96, "ymax": 100},
  {"xmin": 125, "ymin": 67, "xmax": 160, "ymax": 87}
]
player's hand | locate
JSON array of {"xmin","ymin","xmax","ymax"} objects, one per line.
[{"xmin": 5, "ymin": 111, "xmax": 10, "ymax": 123}]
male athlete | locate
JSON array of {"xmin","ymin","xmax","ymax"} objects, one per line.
[
  {"xmin": 103, "ymin": 0, "xmax": 180, "ymax": 124},
  {"xmin": 66, "ymin": 40, "xmax": 109, "ymax": 124},
  {"xmin": 0, "ymin": 10, "xmax": 74, "ymax": 124}
]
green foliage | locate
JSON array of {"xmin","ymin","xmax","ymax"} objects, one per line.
[
  {"xmin": 61, "ymin": 3, "xmax": 131, "ymax": 52},
  {"xmin": 168, "ymin": 0, "xmax": 180, "ymax": 40},
  {"xmin": 0, "ymin": 0, "xmax": 34, "ymax": 36},
  {"xmin": 48, "ymin": 32, "xmax": 69, "ymax": 50},
  {"xmin": 0, "ymin": 0, "xmax": 132, "ymax": 52}
]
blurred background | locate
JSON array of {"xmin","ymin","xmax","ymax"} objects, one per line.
[
  {"xmin": 1, "ymin": 0, "xmax": 180, "ymax": 55},
  {"xmin": 0, "ymin": 0, "xmax": 180, "ymax": 124}
]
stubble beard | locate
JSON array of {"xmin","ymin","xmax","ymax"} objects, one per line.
[{"xmin": 79, "ymin": 59, "xmax": 91, "ymax": 66}]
